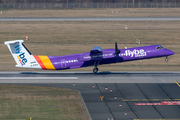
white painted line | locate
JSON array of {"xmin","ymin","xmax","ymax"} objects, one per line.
[{"xmin": 0, "ymin": 77, "xmax": 78, "ymax": 80}]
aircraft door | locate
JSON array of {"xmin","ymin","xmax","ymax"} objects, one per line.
[{"xmin": 61, "ymin": 59, "xmax": 66, "ymax": 68}]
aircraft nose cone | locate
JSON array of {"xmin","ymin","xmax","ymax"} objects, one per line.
[{"xmin": 167, "ymin": 49, "xmax": 175, "ymax": 56}]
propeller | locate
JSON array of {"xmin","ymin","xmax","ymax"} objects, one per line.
[{"xmin": 115, "ymin": 42, "xmax": 120, "ymax": 62}]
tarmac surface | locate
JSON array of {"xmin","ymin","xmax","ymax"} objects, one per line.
[
  {"xmin": 0, "ymin": 71, "xmax": 180, "ymax": 83},
  {"xmin": 1, "ymin": 71, "xmax": 180, "ymax": 120},
  {"xmin": 1, "ymin": 17, "xmax": 180, "ymax": 21}
]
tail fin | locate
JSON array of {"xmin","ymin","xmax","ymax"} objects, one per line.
[{"xmin": 4, "ymin": 40, "xmax": 41, "ymax": 69}]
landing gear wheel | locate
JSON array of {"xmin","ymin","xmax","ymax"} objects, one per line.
[
  {"xmin": 93, "ymin": 68, "xmax": 98, "ymax": 73},
  {"xmin": 165, "ymin": 57, "xmax": 168, "ymax": 62}
]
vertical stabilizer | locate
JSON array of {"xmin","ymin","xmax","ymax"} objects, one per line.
[{"xmin": 4, "ymin": 40, "xmax": 41, "ymax": 69}]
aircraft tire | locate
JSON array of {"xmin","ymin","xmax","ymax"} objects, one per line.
[
  {"xmin": 165, "ymin": 57, "xmax": 168, "ymax": 62},
  {"xmin": 93, "ymin": 68, "xmax": 98, "ymax": 73}
]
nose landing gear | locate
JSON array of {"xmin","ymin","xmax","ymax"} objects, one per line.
[{"xmin": 165, "ymin": 56, "xmax": 168, "ymax": 62}]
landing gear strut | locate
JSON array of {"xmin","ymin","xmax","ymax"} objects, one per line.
[
  {"xmin": 93, "ymin": 61, "xmax": 100, "ymax": 73},
  {"xmin": 165, "ymin": 56, "xmax": 168, "ymax": 62}
]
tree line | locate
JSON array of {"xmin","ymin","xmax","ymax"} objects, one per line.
[{"xmin": 0, "ymin": 0, "xmax": 179, "ymax": 3}]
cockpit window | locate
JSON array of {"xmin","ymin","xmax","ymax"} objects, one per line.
[{"xmin": 156, "ymin": 46, "xmax": 165, "ymax": 50}]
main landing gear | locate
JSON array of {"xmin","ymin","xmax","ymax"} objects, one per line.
[
  {"xmin": 93, "ymin": 67, "xmax": 99, "ymax": 73},
  {"xmin": 165, "ymin": 56, "xmax": 168, "ymax": 62},
  {"xmin": 93, "ymin": 61, "xmax": 100, "ymax": 73}
]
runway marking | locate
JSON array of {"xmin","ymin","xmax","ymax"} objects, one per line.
[
  {"xmin": 174, "ymin": 99, "xmax": 180, "ymax": 100},
  {"xmin": 152, "ymin": 99, "xmax": 159, "ymax": 101},
  {"xmin": 164, "ymin": 99, "xmax": 171, "ymax": 100},
  {"xmin": 135, "ymin": 101, "xmax": 180, "ymax": 105},
  {"xmin": 0, "ymin": 77, "xmax": 78, "ymax": 80},
  {"xmin": 123, "ymin": 99, "xmax": 180, "ymax": 101},
  {"xmin": 175, "ymin": 80, "xmax": 180, "ymax": 87},
  {"xmin": 132, "ymin": 99, "xmax": 139, "ymax": 101}
]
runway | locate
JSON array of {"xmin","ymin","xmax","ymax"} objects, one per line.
[
  {"xmin": 1, "ymin": 71, "xmax": 180, "ymax": 120},
  {"xmin": 0, "ymin": 71, "xmax": 180, "ymax": 83},
  {"xmin": 1, "ymin": 17, "xmax": 180, "ymax": 21}
]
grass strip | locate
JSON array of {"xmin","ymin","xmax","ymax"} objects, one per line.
[{"xmin": 0, "ymin": 85, "xmax": 88, "ymax": 120}]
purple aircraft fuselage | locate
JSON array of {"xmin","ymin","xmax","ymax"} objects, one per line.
[
  {"xmin": 48, "ymin": 45, "xmax": 174, "ymax": 71},
  {"xmin": 4, "ymin": 40, "xmax": 175, "ymax": 73}
]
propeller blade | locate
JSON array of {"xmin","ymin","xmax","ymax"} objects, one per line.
[
  {"xmin": 115, "ymin": 42, "xmax": 118, "ymax": 50},
  {"xmin": 115, "ymin": 42, "xmax": 120, "ymax": 62}
]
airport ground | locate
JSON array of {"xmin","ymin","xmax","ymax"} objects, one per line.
[
  {"xmin": 1, "ymin": 8, "xmax": 180, "ymax": 17},
  {"xmin": 2, "ymin": 83, "xmax": 180, "ymax": 120},
  {"xmin": 0, "ymin": 84, "xmax": 89, "ymax": 120},
  {"xmin": 0, "ymin": 8, "xmax": 180, "ymax": 120},
  {"xmin": 0, "ymin": 20, "xmax": 180, "ymax": 71},
  {"xmin": 0, "ymin": 71, "xmax": 180, "ymax": 120},
  {"xmin": 1, "ymin": 9, "xmax": 180, "ymax": 72}
]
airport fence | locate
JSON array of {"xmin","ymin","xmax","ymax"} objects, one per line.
[{"xmin": 0, "ymin": 2, "xmax": 180, "ymax": 9}]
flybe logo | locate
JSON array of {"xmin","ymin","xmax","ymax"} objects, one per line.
[
  {"xmin": 15, "ymin": 45, "xmax": 27, "ymax": 66},
  {"xmin": 124, "ymin": 49, "xmax": 146, "ymax": 57}
]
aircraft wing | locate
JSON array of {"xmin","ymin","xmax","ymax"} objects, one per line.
[{"xmin": 78, "ymin": 46, "xmax": 115, "ymax": 62}]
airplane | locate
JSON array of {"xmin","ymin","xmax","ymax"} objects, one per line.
[{"xmin": 4, "ymin": 40, "xmax": 175, "ymax": 73}]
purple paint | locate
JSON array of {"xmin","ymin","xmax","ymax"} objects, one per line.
[{"xmin": 47, "ymin": 44, "xmax": 174, "ymax": 72}]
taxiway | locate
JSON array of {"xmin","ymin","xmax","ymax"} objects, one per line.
[{"xmin": 1, "ymin": 17, "xmax": 180, "ymax": 21}]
